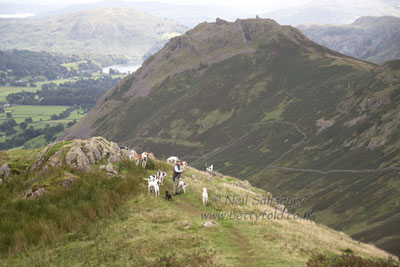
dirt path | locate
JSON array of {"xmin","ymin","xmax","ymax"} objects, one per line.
[
  {"xmin": 226, "ymin": 225, "xmax": 256, "ymax": 266},
  {"xmin": 270, "ymin": 166, "xmax": 400, "ymax": 174},
  {"xmin": 170, "ymin": 192, "xmax": 257, "ymax": 266}
]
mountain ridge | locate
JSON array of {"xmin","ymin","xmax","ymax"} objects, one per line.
[
  {"xmin": 0, "ymin": 8, "xmax": 187, "ymax": 61},
  {"xmin": 299, "ymin": 16, "xmax": 400, "ymax": 64},
  {"xmin": 61, "ymin": 17, "xmax": 374, "ymax": 141},
  {"xmin": 60, "ymin": 18, "xmax": 400, "ymax": 256}
]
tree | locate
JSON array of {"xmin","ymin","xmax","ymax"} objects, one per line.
[
  {"xmin": 5, "ymin": 127, "xmax": 16, "ymax": 136},
  {"xmin": 7, "ymin": 119, "xmax": 16, "ymax": 127},
  {"xmin": 44, "ymin": 131, "xmax": 54, "ymax": 142},
  {"xmin": 25, "ymin": 117, "xmax": 33, "ymax": 123},
  {"xmin": 54, "ymin": 123, "xmax": 64, "ymax": 132},
  {"xmin": 19, "ymin": 122, "xmax": 27, "ymax": 130},
  {"xmin": 6, "ymin": 112, "xmax": 12, "ymax": 118},
  {"xmin": 0, "ymin": 108, "xmax": 4, "ymax": 113},
  {"xmin": 51, "ymin": 114, "xmax": 58, "ymax": 120}
]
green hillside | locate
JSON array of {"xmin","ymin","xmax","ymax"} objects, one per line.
[
  {"xmin": 0, "ymin": 138, "xmax": 397, "ymax": 266},
  {"xmin": 0, "ymin": 8, "xmax": 187, "ymax": 61},
  {"xmin": 60, "ymin": 18, "xmax": 400, "ymax": 256}
]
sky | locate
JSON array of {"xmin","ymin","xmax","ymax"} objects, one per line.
[
  {"xmin": 2, "ymin": 0, "xmax": 314, "ymax": 10},
  {"xmin": 2, "ymin": 0, "xmax": 398, "ymax": 25}
]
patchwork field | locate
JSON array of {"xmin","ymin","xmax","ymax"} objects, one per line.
[
  {"xmin": 0, "ymin": 106, "xmax": 86, "ymax": 147},
  {"xmin": 0, "ymin": 86, "xmax": 38, "ymax": 102}
]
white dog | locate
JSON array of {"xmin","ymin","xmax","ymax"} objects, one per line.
[
  {"xmin": 181, "ymin": 161, "xmax": 188, "ymax": 171},
  {"xmin": 178, "ymin": 181, "xmax": 188, "ymax": 194},
  {"xmin": 148, "ymin": 180, "xmax": 160, "ymax": 196},
  {"xmin": 141, "ymin": 152, "xmax": 148, "ymax": 168},
  {"xmin": 202, "ymin": 188, "xmax": 208, "ymax": 206},
  {"xmin": 206, "ymin": 164, "xmax": 213, "ymax": 173},
  {"xmin": 143, "ymin": 174, "xmax": 157, "ymax": 182},
  {"xmin": 167, "ymin": 156, "xmax": 179, "ymax": 164},
  {"xmin": 157, "ymin": 170, "xmax": 167, "ymax": 185}
]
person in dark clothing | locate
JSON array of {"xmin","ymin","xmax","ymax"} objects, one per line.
[{"xmin": 173, "ymin": 160, "xmax": 184, "ymax": 196}]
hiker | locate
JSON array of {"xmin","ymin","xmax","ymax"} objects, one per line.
[{"xmin": 173, "ymin": 160, "xmax": 184, "ymax": 196}]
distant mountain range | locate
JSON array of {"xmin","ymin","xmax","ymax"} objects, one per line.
[
  {"xmin": 60, "ymin": 18, "xmax": 400, "ymax": 256},
  {"xmin": 299, "ymin": 16, "xmax": 400, "ymax": 64},
  {"xmin": 1, "ymin": 0, "xmax": 399, "ymax": 28},
  {"xmin": 0, "ymin": 8, "xmax": 187, "ymax": 61},
  {"xmin": 261, "ymin": 0, "xmax": 400, "ymax": 25},
  {"xmin": 0, "ymin": 0, "xmax": 245, "ymax": 28}
]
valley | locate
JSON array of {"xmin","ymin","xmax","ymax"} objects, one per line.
[{"xmin": 0, "ymin": 50, "xmax": 124, "ymax": 149}]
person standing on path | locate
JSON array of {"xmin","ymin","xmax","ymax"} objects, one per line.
[{"xmin": 173, "ymin": 160, "xmax": 184, "ymax": 196}]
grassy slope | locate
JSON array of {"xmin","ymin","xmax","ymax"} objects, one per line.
[{"xmin": 0, "ymin": 149, "xmax": 395, "ymax": 266}]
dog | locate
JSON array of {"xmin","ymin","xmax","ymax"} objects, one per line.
[
  {"xmin": 181, "ymin": 161, "xmax": 188, "ymax": 171},
  {"xmin": 178, "ymin": 181, "xmax": 188, "ymax": 194},
  {"xmin": 167, "ymin": 156, "xmax": 179, "ymax": 164},
  {"xmin": 134, "ymin": 154, "xmax": 142, "ymax": 165},
  {"xmin": 157, "ymin": 170, "xmax": 167, "ymax": 185},
  {"xmin": 202, "ymin": 188, "xmax": 208, "ymax": 206},
  {"xmin": 148, "ymin": 152, "xmax": 155, "ymax": 159},
  {"xmin": 165, "ymin": 191, "xmax": 172, "ymax": 201},
  {"xmin": 141, "ymin": 156, "xmax": 147, "ymax": 168},
  {"xmin": 138, "ymin": 152, "xmax": 148, "ymax": 168},
  {"xmin": 206, "ymin": 164, "xmax": 213, "ymax": 173},
  {"xmin": 143, "ymin": 174, "xmax": 157, "ymax": 183},
  {"xmin": 147, "ymin": 179, "xmax": 160, "ymax": 196},
  {"xmin": 205, "ymin": 164, "xmax": 215, "ymax": 176}
]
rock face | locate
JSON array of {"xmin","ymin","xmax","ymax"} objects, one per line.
[
  {"xmin": 22, "ymin": 187, "xmax": 47, "ymax": 199},
  {"xmin": 0, "ymin": 163, "xmax": 11, "ymax": 178},
  {"xmin": 32, "ymin": 137, "xmax": 136, "ymax": 173}
]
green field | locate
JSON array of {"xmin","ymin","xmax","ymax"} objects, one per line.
[
  {"xmin": 0, "ymin": 77, "xmax": 78, "ymax": 102},
  {"xmin": 0, "ymin": 106, "xmax": 86, "ymax": 146},
  {"xmin": 0, "ymin": 105, "xmax": 70, "ymax": 123},
  {"xmin": 61, "ymin": 60, "xmax": 87, "ymax": 71},
  {"xmin": 0, "ymin": 86, "xmax": 38, "ymax": 102}
]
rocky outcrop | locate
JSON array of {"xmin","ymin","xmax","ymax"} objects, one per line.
[
  {"xmin": 100, "ymin": 162, "xmax": 119, "ymax": 177},
  {"xmin": 0, "ymin": 163, "xmax": 11, "ymax": 178},
  {"xmin": 316, "ymin": 119, "xmax": 334, "ymax": 134},
  {"xmin": 359, "ymin": 97, "xmax": 385, "ymax": 112},
  {"xmin": 62, "ymin": 172, "xmax": 78, "ymax": 189},
  {"xmin": 346, "ymin": 114, "xmax": 367, "ymax": 127},
  {"xmin": 65, "ymin": 145, "xmax": 91, "ymax": 172},
  {"xmin": 22, "ymin": 187, "xmax": 47, "ymax": 199},
  {"xmin": 32, "ymin": 137, "xmax": 136, "ymax": 173},
  {"xmin": 203, "ymin": 222, "xmax": 217, "ymax": 227}
]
